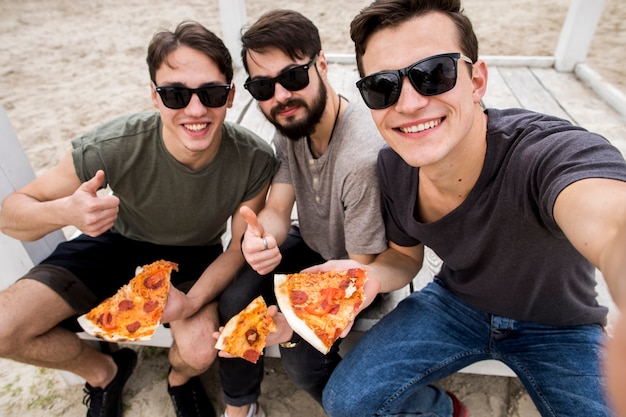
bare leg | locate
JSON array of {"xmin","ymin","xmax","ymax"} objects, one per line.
[
  {"xmin": 168, "ymin": 300, "xmax": 219, "ymax": 386},
  {"xmin": 0, "ymin": 279, "xmax": 117, "ymax": 388}
]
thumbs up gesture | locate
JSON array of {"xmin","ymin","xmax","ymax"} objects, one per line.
[
  {"xmin": 240, "ymin": 206, "xmax": 281, "ymax": 275},
  {"xmin": 69, "ymin": 170, "xmax": 120, "ymax": 236}
]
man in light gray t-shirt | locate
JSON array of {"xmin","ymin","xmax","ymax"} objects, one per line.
[{"xmin": 217, "ymin": 9, "xmax": 387, "ymax": 417}]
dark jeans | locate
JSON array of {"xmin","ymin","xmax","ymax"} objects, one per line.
[{"xmin": 218, "ymin": 226, "xmax": 340, "ymax": 405}]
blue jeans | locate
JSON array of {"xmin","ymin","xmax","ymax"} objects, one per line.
[{"xmin": 323, "ymin": 279, "xmax": 612, "ymax": 417}]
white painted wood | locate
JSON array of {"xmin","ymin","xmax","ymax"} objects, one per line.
[
  {"xmin": 218, "ymin": 0, "xmax": 247, "ymax": 68},
  {"xmin": 574, "ymin": 63, "xmax": 626, "ymax": 120},
  {"xmin": 554, "ymin": 0, "xmax": 606, "ymax": 72},
  {"xmin": 0, "ymin": 104, "xmax": 66, "ymax": 282},
  {"xmin": 497, "ymin": 66, "xmax": 571, "ymax": 121}
]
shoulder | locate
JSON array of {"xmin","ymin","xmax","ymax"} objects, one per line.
[
  {"xmin": 222, "ymin": 122, "xmax": 274, "ymax": 154},
  {"xmin": 72, "ymin": 112, "xmax": 160, "ymax": 148},
  {"xmin": 335, "ymin": 103, "xmax": 385, "ymax": 159}
]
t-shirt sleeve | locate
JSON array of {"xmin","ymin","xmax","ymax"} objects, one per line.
[
  {"xmin": 271, "ymin": 134, "xmax": 292, "ymax": 185},
  {"xmin": 516, "ymin": 128, "xmax": 626, "ymax": 234}
]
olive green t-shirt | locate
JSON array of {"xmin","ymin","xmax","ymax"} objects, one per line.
[{"xmin": 71, "ymin": 112, "xmax": 279, "ymax": 246}]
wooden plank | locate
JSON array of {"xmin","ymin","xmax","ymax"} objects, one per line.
[
  {"xmin": 226, "ymin": 68, "xmax": 253, "ymax": 125},
  {"xmin": 482, "ymin": 66, "xmax": 522, "ymax": 109},
  {"xmin": 0, "ymin": 104, "xmax": 66, "ymax": 266},
  {"xmin": 238, "ymin": 104, "xmax": 276, "ymax": 145},
  {"xmin": 532, "ymin": 67, "xmax": 626, "ymax": 156},
  {"xmin": 327, "ymin": 63, "xmax": 362, "ymax": 104},
  {"xmin": 497, "ymin": 67, "xmax": 571, "ymax": 121}
]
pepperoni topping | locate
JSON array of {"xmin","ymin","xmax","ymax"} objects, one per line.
[
  {"xmin": 246, "ymin": 329, "xmax": 259, "ymax": 345},
  {"xmin": 143, "ymin": 300, "xmax": 159, "ymax": 313},
  {"xmin": 98, "ymin": 312, "xmax": 116, "ymax": 330},
  {"xmin": 338, "ymin": 279, "xmax": 351, "ymax": 290},
  {"xmin": 290, "ymin": 290, "xmax": 308, "ymax": 304},
  {"xmin": 118, "ymin": 300, "xmax": 134, "ymax": 311},
  {"xmin": 144, "ymin": 270, "xmax": 166, "ymax": 290},
  {"xmin": 243, "ymin": 349, "xmax": 260, "ymax": 363},
  {"xmin": 126, "ymin": 321, "xmax": 141, "ymax": 333}
]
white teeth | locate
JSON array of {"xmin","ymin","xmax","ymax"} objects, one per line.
[
  {"xmin": 400, "ymin": 120, "xmax": 439, "ymax": 133},
  {"xmin": 185, "ymin": 123, "xmax": 207, "ymax": 131}
]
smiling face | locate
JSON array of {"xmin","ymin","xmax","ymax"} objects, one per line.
[
  {"xmin": 151, "ymin": 45, "xmax": 234, "ymax": 169},
  {"xmin": 361, "ymin": 12, "xmax": 487, "ymax": 170}
]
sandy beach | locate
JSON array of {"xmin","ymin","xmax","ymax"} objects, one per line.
[{"xmin": 0, "ymin": 0, "xmax": 624, "ymax": 416}]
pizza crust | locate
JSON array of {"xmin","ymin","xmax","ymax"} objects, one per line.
[
  {"xmin": 274, "ymin": 274, "xmax": 331, "ymax": 354},
  {"xmin": 77, "ymin": 313, "xmax": 157, "ymax": 342}
]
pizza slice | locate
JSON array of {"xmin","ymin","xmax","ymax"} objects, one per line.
[
  {"xmin": 274, "ymin": 268, "xmax": 367, "ymax": 354},
  {"xmin": 77, "ymin": 259, "xmax": 177, "ymax": 342},
  {"xmin": 215, "ymin": 296, "xmax": 277, "ymax": 364}
]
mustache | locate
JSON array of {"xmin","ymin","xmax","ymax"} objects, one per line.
[{"xmin": 270, "ymin": 98, "xmax": 308, "ymax": 119}]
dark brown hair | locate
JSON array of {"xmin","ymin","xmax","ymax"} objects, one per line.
[
  {"xmin": 240, "ymin": 9, "xmax": 322, "ymax": 73},
  {"xmin": 146, "ymin": 21, "xmax": 233, "ymax": 84},
  {"xmin": 350, "ymin": 0, "xmax": 478, "ymax": 76}
]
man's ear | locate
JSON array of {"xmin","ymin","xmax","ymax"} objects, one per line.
[
  {"xmin": 227, "ymin": 83, "xmax": 236, "ymax": 108},
  {"xmin": 316, "ymin": 50, "xmax": 329, "ymax": 79},
  {"xmin": 471, "ymin": 60, "xmax": 488, "ymax": 104},
  {"xmin": 150, "ymin": 82, "xmax": 160, "ymax": 109}
]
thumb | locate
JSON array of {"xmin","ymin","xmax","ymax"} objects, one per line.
[
  {"xmin": 81, "ymin": 170, "xmax": 106, "ymax": 195},
  {"xmin": 240, "ymin": 206, "xmax": 265, "ymax": 237}
]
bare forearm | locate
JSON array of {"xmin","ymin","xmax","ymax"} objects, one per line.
[
  {"xmin": 599, "ymin": 224, "xmax": 626, "ymax": 308},
  {"xmin": 366, "ymin": 247, "xmax": 422, "ymax": 293},
  {"xmin": 257, "ymin": 206, "xmax": 292, "ymax": 245},
  {"xmin": 0, "ymin": 193, "xmax": 69, "ymax": 241}
]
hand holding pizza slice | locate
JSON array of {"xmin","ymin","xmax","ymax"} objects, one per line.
[
  {"xmin": 215, "ymin": 296, "xmax": 277, "ymax": 363},
  {"xmin": 274, "ymin": 268, "xmax": 367, "ymax": 354},
  {"xmin": 77, "ymin": 259, "xmax": 177, "ymax": 342}
]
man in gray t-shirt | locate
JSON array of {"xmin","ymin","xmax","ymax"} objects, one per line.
[{"xmin": 216, "ymin": 10, "xmax": 387, "ymax": 417}]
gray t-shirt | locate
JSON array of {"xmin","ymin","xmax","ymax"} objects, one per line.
[
  {"xmin": 379, "ymin": 108, "xmax": 626, "ymax": 326},
  {"xmin": 273, "ymin": 102, "xmax": 387, "ymax": 260},
  {"xmin": 71, "ymin": 112, "xmax": 279, "ymax": 246}
]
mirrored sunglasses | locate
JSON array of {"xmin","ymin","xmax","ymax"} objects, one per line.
[
  {"xmin": 244, "ymin": 55, "xmax": 318, "ymax": 101},
  {"xmin": 356, "ymin": 52, "xmax": 473, "ymax": 110},
  {"xmin": 155, "ymin": 84, "xmax": 231, "ymax": 109}
]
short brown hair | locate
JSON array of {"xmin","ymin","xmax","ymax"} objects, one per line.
[
  {"xmin": 146, "ymin": 21, "xmax": 233, "ymax": 84},
  {"xmin": 350, "ymin": 0, "xmax": 478, "ymax": 76},
  {"xmin": 240, "ymin": 9, "xmax": 322, "ymax": 73}
]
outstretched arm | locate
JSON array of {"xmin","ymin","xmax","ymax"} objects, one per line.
[{"xmin": 553, "ymin": 177, "xmax": 626, "ymax": 416}]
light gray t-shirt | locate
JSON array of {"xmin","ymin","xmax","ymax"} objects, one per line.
[
  {"xmin": 273, "ymin": 102, "xmax": 387, "ymax": 260},
  {"xmin": 71, "ymin": 112, "xmax": 279, "ymax": 246}
]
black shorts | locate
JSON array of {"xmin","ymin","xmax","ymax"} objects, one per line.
[{"xmin": 22, "ymin": 231, "xmax": 222, "ymax": 327}]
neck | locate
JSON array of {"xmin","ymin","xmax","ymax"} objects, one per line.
[{"xmin": 309, "ymin": 92, "xmax": 344, "ymax": 158}]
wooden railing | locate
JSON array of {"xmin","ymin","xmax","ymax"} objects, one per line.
[{"xmin": 218, "ymin": 0, "xmax": 606, "ymax": 72}]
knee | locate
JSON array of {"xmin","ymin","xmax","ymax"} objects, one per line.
[
  {"xmin": 0, "ymin": 315, "xmax": 23, "ymax": 357},
  {"xmin": 322, "ymin": 370, "xmax": 372, "ymax": 417},
  {"xmin": 172, "ymin": 339, "xmax": 217, "ymax": 373},
  {"xmin": 323, "ymin": 383, "xmax": 361, "ymax": 417}
]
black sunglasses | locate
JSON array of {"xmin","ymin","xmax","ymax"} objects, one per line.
[
  {"xmin": 356, "ymin": 52, "xmax": 473, "ymax": 110},
  {"xmin": 244, "ymin": 55, "xmax": 318, "ymax": 101},
  {"xmin": 154, "ymin": 84, "xmax": 231, "ymax": 109}
]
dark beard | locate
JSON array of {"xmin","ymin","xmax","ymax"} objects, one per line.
[{"xmin": 266, "ymin": 72, "xmax": 328, "ymax": 140}]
